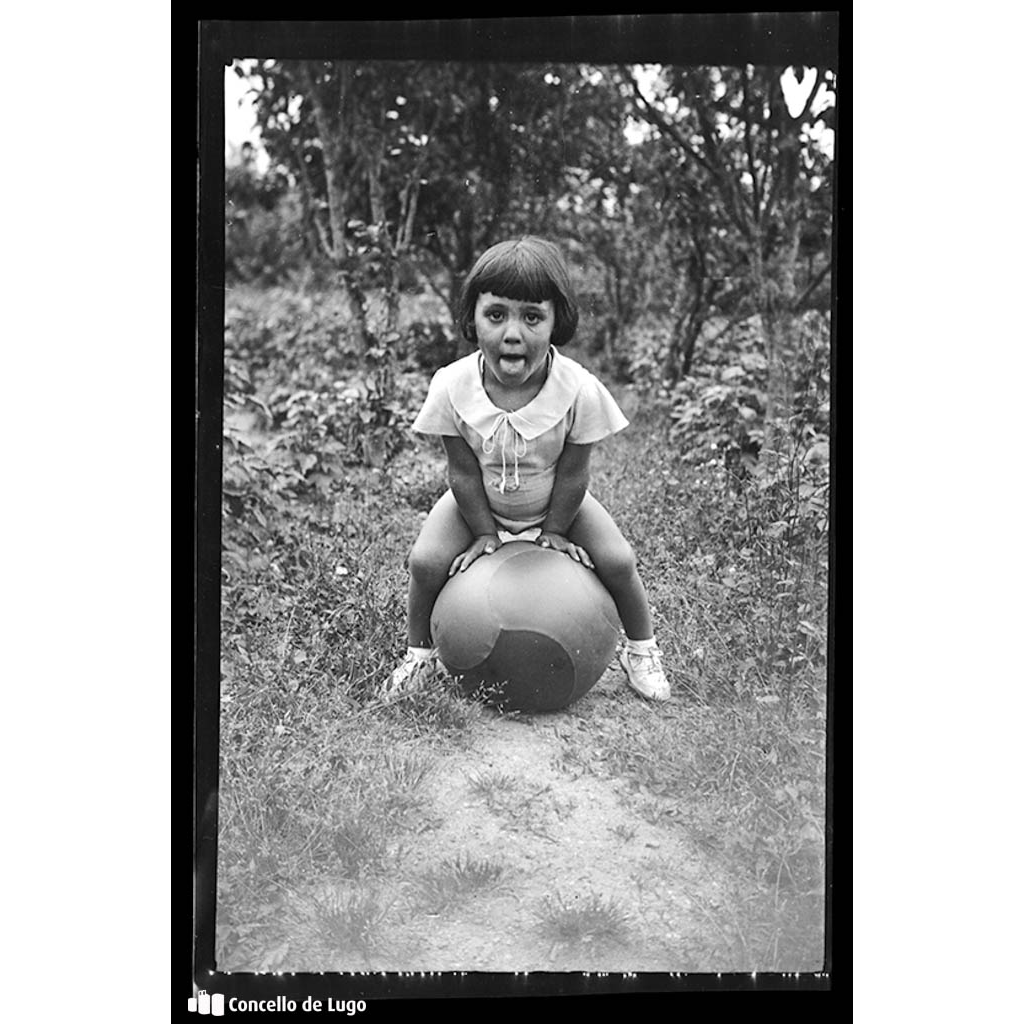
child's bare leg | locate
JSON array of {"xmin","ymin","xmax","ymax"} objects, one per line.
[
  {"xmin": 406, "ymin": 490, "xmax": 474, "ymax": 647},
  {"xmin": 567, "ymin": 493, "xmax": 654, "ymax": 639}
]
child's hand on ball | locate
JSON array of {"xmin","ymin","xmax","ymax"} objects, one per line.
[
  {"xmin": 536, "ymin": 532, "xmax": 594, "ymax": 570},
  {"xmin": 449, "ymin": 534, "xmax": 502, "ymax": 575}
]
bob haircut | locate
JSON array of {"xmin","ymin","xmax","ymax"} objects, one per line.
[{"xmin": 457, "ymin": 237, "xmax": 580, "ymax": 348}]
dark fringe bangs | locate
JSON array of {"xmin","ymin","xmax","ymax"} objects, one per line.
[{"xmin": 472, "ymin": 252, "xmax": 561, "ymax": 304}]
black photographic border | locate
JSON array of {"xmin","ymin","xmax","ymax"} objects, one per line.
[{"xmin": 191, "ymin": 11, "xmax": 846, "ymax": 1008}]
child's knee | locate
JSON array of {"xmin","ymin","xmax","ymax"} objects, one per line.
[
  {"xmin": 595, "ymin": 541, "xmax": 638, "ymax": 585},
  {"xmin": 408, "ymin": 537, "xmax": 450, "ymax": 586}
]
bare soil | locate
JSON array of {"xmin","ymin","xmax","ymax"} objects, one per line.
[{"xmin": 293, "ymin": 668, "xmax": 744, "ymax": 973}]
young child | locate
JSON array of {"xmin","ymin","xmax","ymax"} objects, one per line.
[{"xmin": 385, "ymin": 236, "xmax": 669, "ymax": 702}]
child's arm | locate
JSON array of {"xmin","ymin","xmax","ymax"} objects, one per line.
[
  {"xmin": 538, "ymin": 442, "xmax": 595, "ymax": 569},
  {"xmin": 442, "ymin": 435, "xmax": 502, "ymax": 575}
]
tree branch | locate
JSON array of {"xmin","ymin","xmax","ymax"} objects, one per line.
[
  {"xmin": 416, "ymin": 265, "xmax": 452, "ymax": 312},
  {"xmin": 397, "ymin": 180, "xmax": 419, "ymax": 253},
  {"xmin": 624, "ymin": 69, "xmax": 716, "ymax": 178},
  {"xmin": 424, "ymin": 231, "xmax": 454, "ymax": 276},
  {"xmin": 289, "ymin": 120, "xmax": 333, "ymax": 263},
  {"xmin": 797, "ymin": 68, "xmax": 825, "ymax": 123},
  {"xmin": 687, "ymin": 72, "xmax": 752, "ymax": 239},
  {"xmin": 703, "ymin": 306, "xmax": 754, "ymax": 348},
  {"xmin": 794, "ymin": 258, "xmax": 832, "ymax": 311},
  {"xmin": 763, "ymin": 72, "xmax": 804, "ymax": 227},
  {"xmin": 308, "ymin": 203, "xmax": 333, "ymax": 261},
  {"xmin": 742, "ymin": 65, "xmax": 763, "ymax": 223},
  {"xmin": 366, "ymin": 132, "xmax": 386, "ymax": 228},
  {"xmin": 298, "ymin": 61, "xmax": 348, "ymax": 262}
]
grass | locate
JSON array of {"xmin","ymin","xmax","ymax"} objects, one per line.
[
  {"xmin": 535, "ymin": 891, "xmax": 632, "ymax": 951},
  {"xmin": 380, "ymin": 673, "xmax": 484, "ymax": 739},
  {"xmin": 610, "ymin": 823, "xmax": 637, "ymax": 843},
  {"xmin": 216, "ymin": 624, "xmax": 448, "ymax": 967},
  {"xmin": 466, "ymin": 769, "xmax": 519, "ymax": 803},
  {"xmin": 575, "ymin": 390, "xmax": 828, "ymax": 972},
  {"xmin": 216, "ymin": 284, "xmax": 829, "ymax": 972},
  {"xmin": 414, "ymin": 854, "xmax": 507, "ymax": 914},
  {"xmin": 308, "ymin": 886, "xmax": 396, "ymax": 963},
  {"xmin": 466, "ymin": 770, "xmax": 576, "ymax": 840}
]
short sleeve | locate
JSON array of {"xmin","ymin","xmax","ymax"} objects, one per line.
[
  {"xmin": 411, "ymin": 366, "xmax": 460, "ymax": 436},
  {"xmin": 566, "ymin": 373, "xmax": 630, "ymax": 444}
]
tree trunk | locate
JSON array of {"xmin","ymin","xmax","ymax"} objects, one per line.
[
  {"xmin": 298, "ymin": 61, "xmax": 369, "ymax": 350},
  {"xmin": 680, "ymin": 310, "xmax": 706, "ymax": 379},
  {"xmin": 662, "ymin": 275, "xmax": 688, "ymax": 383},
  {"xmin": 756, "ymin": 218, "xmax": 802, "ymax": 463},
  {"xmin": 749, "ymin": 238, "xmax": 784, "ymax": 463},
  {"xmin": 663, "ymin": 248, "xmax": 717, "ymax": 383},
  {"xmin": 365, "ymin": 139, "xmax": 401, "ymax": 340}
]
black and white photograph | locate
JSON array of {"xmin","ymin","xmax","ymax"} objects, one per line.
[
  {"xmin": 197, "ymin": 14, "xmax": 838, "ymax": 989},
  {"xmin": 10, "ymin": 7, "xmax": 1024, "ymax": 1021}
]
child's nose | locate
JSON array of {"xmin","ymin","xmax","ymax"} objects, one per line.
[{"xmin": 502, "ymin": 320, "xmax": 523, "ymax": 342}]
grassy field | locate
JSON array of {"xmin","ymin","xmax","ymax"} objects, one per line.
[{"xmin": 216, "ymin": 284, "xmax": 829, "ymax": 972}]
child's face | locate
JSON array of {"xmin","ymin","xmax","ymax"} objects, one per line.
[{"xmin": 474, "ymin": 292, "xmax": 554, "ymax": 389}]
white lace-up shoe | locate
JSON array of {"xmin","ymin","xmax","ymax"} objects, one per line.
[
  {"xmin": 619, "ymin": 644, "xmax": 670, "ymax": 701},
  {"xmin": 382, "ymin": 649, "xmax": 440, "ymax": 698}
]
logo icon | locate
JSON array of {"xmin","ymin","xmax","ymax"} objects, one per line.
[{"xmin": 187, "ymin": 990, "xmax": 225, "ymax": 1015}]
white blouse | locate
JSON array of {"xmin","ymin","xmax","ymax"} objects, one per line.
[{"xmin": 411, "ymin": 347, "xmax": 629, "ymax": 530}]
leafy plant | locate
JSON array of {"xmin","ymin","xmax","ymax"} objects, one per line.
[{"xmin": 223, "ymin": 285, "xmax": 430, "ymax": 478}]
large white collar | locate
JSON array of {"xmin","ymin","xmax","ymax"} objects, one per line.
[{"xmin": 445, "ymin": 347, "xmax": 591, "ymax": 441}]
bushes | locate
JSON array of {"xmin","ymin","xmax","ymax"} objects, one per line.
[
  {"xmin": 669, "ymin": 352, "xmax": 768, "ymax": 477},
  {"xmin": 663, "ymin": 314, "xmax": 831, "ymax": 709},
  {"xmin": 226, "ymin": 157, "xmax": 309, "ymax": 285},
  {"xmin": 223, "ymin": 287, "xmax": 430, "ymax": 494},
  {"xmin": 226, "ymin": 191, "xmax": 308, "ymax": 285},
  {"xmin": 666, "ymin": 313, "xmax": 828, "ymax": 468}
]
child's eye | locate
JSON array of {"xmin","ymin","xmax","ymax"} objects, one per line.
[
  {"xmin": 486, "ymin": 310, "xmax": 505, "ymax": 322},
  {"xmin": 525, "ymin": 313, "xmax": 543, "ymax": 325}
]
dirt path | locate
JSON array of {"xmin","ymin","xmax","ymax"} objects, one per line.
[{"xmin": 303, "ymin": 671, "xmax": 741, "ymax": 973}]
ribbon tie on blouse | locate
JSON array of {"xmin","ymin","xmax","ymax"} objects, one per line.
[{"xmin": 481, "ymin": 413, "xmax": 528, "ymax": 493}]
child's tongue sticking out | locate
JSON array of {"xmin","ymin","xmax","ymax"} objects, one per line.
[{"xmin": 499, "ymin": 353, "xmax": 526, "ymax": 376}]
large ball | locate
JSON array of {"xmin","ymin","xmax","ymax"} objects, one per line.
[{"xmin": 431, "ymin": 541, "xmax": 621, "ymax": 712}]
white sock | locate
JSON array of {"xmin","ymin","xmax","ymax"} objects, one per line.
[
  {"xmin": 626, "ymin": 637, "xmax": 658, "ymax": 655},
  {"xmin": 407, "ymin": 645, "xmax": 435, "ymax": 660}
]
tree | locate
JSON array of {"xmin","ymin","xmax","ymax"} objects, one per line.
[
  {"xmin": 625, "ymin": 64, "xmax": 835, "ymax": 437},
  {"xmin": 408, "ymin": 62, "xmax": 604, "ymax": 332},
  {"xmin": 243, "ymin": 60, "xmax": 444, "ymax": 346},
  {"xmin": 232, "ymin": 58, "xmax": 834, "ymax": 409},
  {"xmin": 241, "ymin": 60, "xmax": 603, "ymax": 338}
]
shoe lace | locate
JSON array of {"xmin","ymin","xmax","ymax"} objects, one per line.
[
  {"xmin": 407, "ymin": 653, "xmax": 432, "ymax": 673},
  {"xmin": 628, "ymin": 646, "xmax": 663, "ymax": 674}
]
